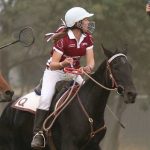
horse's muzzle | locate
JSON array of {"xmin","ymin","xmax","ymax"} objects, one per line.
[
  {"xmin": 117, "ymin": 85, "xmax": 137, "ymax": 104},
  {"xmin": 124, "ymin": 88, "xmax": 137, "ymax": 104},
  {"xmin": 5, "ymin": 90, "xmax": 14, "ymax": 97},
  {"xmin": 0, "ymin": 90, "xmax": 14, "ymax": 102}
]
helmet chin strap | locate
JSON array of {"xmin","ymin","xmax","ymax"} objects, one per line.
[{"xmin": 76, "ymin": 21, "xmax": 85, "ymax": 33}]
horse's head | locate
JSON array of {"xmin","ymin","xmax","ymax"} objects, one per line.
[
  {"xmin": 0, "ymin": 74, "xmax": 14, "ymax": 102},
  {"xmin": 102, "ymin": 44, "xmax": 137, "ymax": 103}
]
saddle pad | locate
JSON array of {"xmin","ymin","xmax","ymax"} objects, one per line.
[{"xmin": 11, "ymin": 92, "xmax": 40, "ymax": 114}]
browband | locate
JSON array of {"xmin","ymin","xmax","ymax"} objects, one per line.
[{"xmin": 108, "ymin": 53, "xmax": 127, "ymax": 63}]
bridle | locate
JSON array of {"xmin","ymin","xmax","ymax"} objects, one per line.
[
  {"xmin": 83, "ymin": 53, "xmax": 127, "ymax": 94},
  {"xmin": 106, "ymin": 53, "xmax": 127, "ymax": 93},
  {"xmin": 77, "ymin": 53, "xmax": 127, "ymax": 143}
]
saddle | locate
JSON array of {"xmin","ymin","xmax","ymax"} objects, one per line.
[{"xmin": 12, "ymin": 80, "xmax": 80, "ymax": 115}]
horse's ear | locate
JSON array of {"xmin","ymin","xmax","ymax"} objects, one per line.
[
  {"xmin": 122, "ymin": 48, "xmax": 127, "ymax": 55},
  {"xmin": 122, "ymin": 44, "xmax": 128, "ymax": 55},
  {"xmin": 101, "ymin": 43, "xmax": 113, "ymax": 58}
]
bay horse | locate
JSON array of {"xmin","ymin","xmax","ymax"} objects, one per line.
[
  {"xmin": 0, "ymin": 73, "xmax": 14, "ymax": 102},
  {"xmin": 0, "ymin": 46, "xmax": 137, "ymax": 150}
]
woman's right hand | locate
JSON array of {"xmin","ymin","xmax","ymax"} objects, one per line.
[{"xmin": 61, "ymin": 57, "xmax": 73, "ymax": 67}]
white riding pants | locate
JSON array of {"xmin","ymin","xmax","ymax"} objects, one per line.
[{"xmin": 38, "ymin": 68, "xmax": 83, "ymax": 110}]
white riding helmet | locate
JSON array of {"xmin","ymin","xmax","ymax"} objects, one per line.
[{"xmin": 65, "ymin": 7, "xmax": 94, "ymax": 27}]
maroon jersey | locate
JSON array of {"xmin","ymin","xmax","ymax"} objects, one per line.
[{"xmin": 51, "ymin": 30, "xmax": 94, "ymax": 68}]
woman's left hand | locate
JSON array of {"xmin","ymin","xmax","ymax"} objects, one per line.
[{"xmin": 80, "ymin": 66, "xmax": 92, "ymax": 74}]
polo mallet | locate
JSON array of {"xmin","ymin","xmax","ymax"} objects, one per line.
[{"xmin": 0, "ymin": 26, "xmax": 35, "ymax": 50}]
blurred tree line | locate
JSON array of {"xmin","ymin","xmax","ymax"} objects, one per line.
[
  {"xmin": 0, "ymin": 0, "xmax": 149, "ymax": 95},
  {"xmin": 0, "ymin": 0, "xmax": 150, "ymax": 150}
]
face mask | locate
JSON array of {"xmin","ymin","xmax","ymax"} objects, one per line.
[
  {"xmin": 76, "ymin": 21, "xmax": 95, "ymax": 33},
  {"xmin": 87, "ymin": 21, "xmax": 95, "ymax": 33}
]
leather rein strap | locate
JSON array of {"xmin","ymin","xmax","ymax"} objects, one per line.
[
  {"xmin": 77, "ymin": 94, "xmax": 106, "ymax": 139},
  {"xmin": 43, "ymin": 79, "xmax": 84, "ymax": 133}
]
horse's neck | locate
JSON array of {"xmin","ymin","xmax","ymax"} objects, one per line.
[{"xmin": 79, "ymin": 61, "xmax": 111, "ymax": 120}]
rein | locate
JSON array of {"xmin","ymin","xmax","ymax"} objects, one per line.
[
  {"xmin": 43, "ymin": 79, "xmax": 84, "ymax": 133},
  {"xmin": 77, "ymin": 94, "xmax": 106, "ymax": 138},
  {"xmin": 82, "ymin": 70, "xmax": 116, "ymax": 91}
]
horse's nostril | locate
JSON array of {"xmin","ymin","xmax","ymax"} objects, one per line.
[
  {"xmin": 5, "ymin": 90, "xmax": 14, "ymax": 97},
  {"xmin": 127, "ymin": 92, "xmax": 137, "ymax": 100}
]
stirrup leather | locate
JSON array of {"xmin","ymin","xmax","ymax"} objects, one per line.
[{"xmin": 33, "ymin": 131, "xmax": 46, "ymax": 148}]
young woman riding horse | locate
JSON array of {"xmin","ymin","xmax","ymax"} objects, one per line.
[{"xmin": 31, "ymin": 7, "xmax": 95, "ymax": 149}]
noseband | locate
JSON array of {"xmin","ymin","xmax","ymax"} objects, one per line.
[{"xmin": 107, "ymin": 53, "xmax": 127, "ymax": 90}]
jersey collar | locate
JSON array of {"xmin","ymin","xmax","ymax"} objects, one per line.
[
  {"xmin": 68, "ymin": 30, "xmax": 86, "ymax": 39},
  {"xmin": 68, "ymin": 30, "xmax": 86, "ymax": 48}
]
